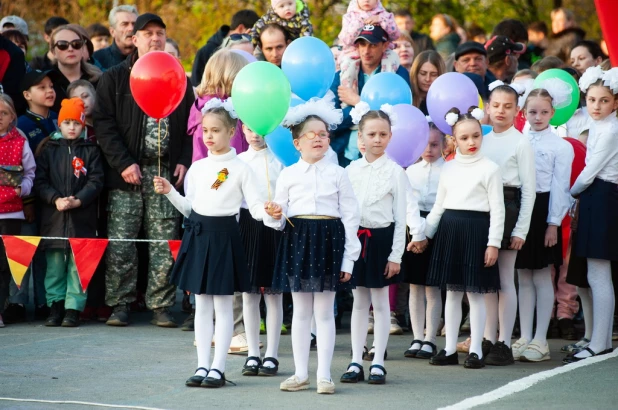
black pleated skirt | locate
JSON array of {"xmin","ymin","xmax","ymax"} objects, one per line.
[
  {"xmin": 426, "ymin": 210, "xmax": 500, "ymax": 293},
  {"xmin": 501, "ymin": 187, "xmax": 521, "ymax": 250},
  {"xmin": 353, "ymin": 224, "xmax": 400, "ymax": 288},
  {"xmin": 572, "ymin": 178, "xmax": 618, "ymax": 261},
  {"xmin": 170, "ymin": 211, "xmax": 250, "ymax": 295},
  {"xmin": 566, "ymin": 229, "xmax": 589, "ymax": 288},
  {"xmin": 239, "ymin": 208, "xmax": 282, "ymax": 294},
  {"xmin": 401, "ymin": 211, "xmax": 433, "ymax": 285},
  {"xmin": 515, "ymin": 192, "xmax": 563, "ymax": 270},
  {"xmin": 271, "ymin": 217, "xmax": 349, "ymax": 293}
]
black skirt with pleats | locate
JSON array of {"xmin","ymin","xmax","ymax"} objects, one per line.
[
  {"xmin": 426, "ymin": 210, "xmax": 500, "ymax": 293},
  {"xmin": 501, "ymin": 186, "xmax": 521, "ymax": 250},
  {"xmin": 353, "ymin": 224, "xmax": 400, "ymax": 288},
  {"xmin": 401, "ymin": 211, "xmax": 433, "ymax": 285}
]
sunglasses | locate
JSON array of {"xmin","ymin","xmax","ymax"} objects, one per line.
[
  {"xmin": 299, "ymin": 131, "xmax": 330, "ymax": 140},
  {"xmin": 229, "ymin": 34, "xmax": 251, "ymax": 41},
  {"xmin": 54, "ymin": 39, "xmax": 84, "ymax": 51}
]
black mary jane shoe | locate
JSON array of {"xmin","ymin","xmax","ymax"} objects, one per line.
[
  {"xmin": 367, "ymin": 365, "xmax": 387, "ymax": 385},
  {"xmin": 429, "ymin": 349, "xmax": 459, "ymax": 366},
  {"xmin": 201, "ymin": 369, "xmax": 236, "ymax": 388},
  {"xmin": 464, "ymin": 353, "xmax": 485, "ymax": 369},
  {"xmin": 404, "ymin": 339, "xmax": 423, "ymax": 358},
  {"xmin": 258, "ymin": 357, "xmax": 279, "ymax": 376},
  {"xmin": 242, "ymin": 356, "xmax": 262, "ymax": 376},
  {"xmin": 340, "ymin": 362, "xmax": 365, "ymax": 383},
  {"xmin": 415, "ymin": 342, "xmax": 437, "ymax": 359},
  {"xmin": 562, "ymin": 347, "xmax": 602, "ymax": 364},
  {"xmin": 185, "ymin": 367, "xmax": 209, "ymax": 387},
  {"xmin": 364, "ymin": 346, "xmax": 388, "ymax": 361}
]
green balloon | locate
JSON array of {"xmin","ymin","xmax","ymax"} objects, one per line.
[
  {"xmin": 232, "ymin": 62, "xmax": 291, "ymax": 136},
  {"xmin": 532, "ymin": 68, "xmax": 580, "ymax": 127}
]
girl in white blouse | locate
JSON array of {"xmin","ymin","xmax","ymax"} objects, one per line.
[
  {"xmin": 237, "ymin": 124, "xmax": 284, "ymax": 377},
  {"xmin": 482, "ymin": 82, "xmax": 536, "ymax": 366},
  {"xmin": 154, "ymin": 99, "xmax": 265, "ymax": 388},
  {"xmin": 264, "ymin": 96, "xmax": 361, "ymax": 394},
  {"xmin": 402, "ymin": 121, "xmax": 445, "ymax": 360},
  {"xmin": 425, "ymin": 106, "xmax": 505, "ymax": 369},
  {"xmin": 564, "ymin": 67, "xmax": 618, "ymax": 363},
  {"xmin": 512, "ymin": 88, "xmax": 574, "ymax": 363}
]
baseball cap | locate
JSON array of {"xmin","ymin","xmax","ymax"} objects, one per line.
[
  {"xmin": 132, "ymin": 13, "xmax": 166, "ymax": 35},
  {"xmin": 455, "ymin": 41, "xmax": 487, "ymax": 60},
  {"xmin": 485, "ymin": 35, "xmax": 526, "ymax": 64},
  {"xmin": 20, "ymin": 70, "xmax": 56, "ymax": 93},
  {"xmin": 0, "ymin": 16, "xmax": 28, "ymax": 36},
  {"xmin": 354, "ymin": 24, "xmax": 389, "ymax": 45}
]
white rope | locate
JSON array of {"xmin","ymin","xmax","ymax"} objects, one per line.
[
  {"xmin": 0, "ymin": 397, "xmax": 165, "ymax": 410},
  {"xmin": 0, "ymin": 235, "xmax": 176, "ymax": 243}
]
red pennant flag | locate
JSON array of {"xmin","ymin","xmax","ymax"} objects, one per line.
[
  {"xmin": 69, "ymin": 238, "xmax": 108, "ymax": 291},
  {"xmin": 2, "ymin": 236, "xmax": 41, "ymax": 288},
  {"xmin": 168, "ymin": 240, "xmax": 181, "ymax": 261}
]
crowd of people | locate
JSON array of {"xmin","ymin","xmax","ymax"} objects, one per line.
[{"xmin": 0, "ymin": 0, "xmax": 615, "ymax": 394}]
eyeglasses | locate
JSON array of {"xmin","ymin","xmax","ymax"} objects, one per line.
[
  {"xmin": 54, "ymin": 39, "xmax": 84, "ymax": 51},
  {"xmin": 229, "ymin": 34, "xmax": 251, "ymax": 41},
  {"xmin": 299, "ymin": 131, "xmax": 329, "ymax": 140}
]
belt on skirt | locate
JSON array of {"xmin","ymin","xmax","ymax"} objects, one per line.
[{"xmin": 293, "ymin": 215, "xmax": 339, "ymax": 220}]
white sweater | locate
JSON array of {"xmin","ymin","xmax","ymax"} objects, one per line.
[{"xmin": 425, "ymin": 150, "xmax": 505, "ymax": 248}]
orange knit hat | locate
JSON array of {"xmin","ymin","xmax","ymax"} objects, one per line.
[{"xmin": 58, "ymin": 97, "xmax": 86, "ymax": 126}]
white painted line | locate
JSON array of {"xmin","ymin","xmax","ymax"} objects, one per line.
[
  {"xmin": 439, "ymin": 349, "xmax": 618, "ymax": 410},
  {"xmin": 0, "ymin": 397, "xmax": 166, "ymax": 410}
]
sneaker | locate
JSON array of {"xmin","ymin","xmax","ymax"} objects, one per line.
[
  {"xmin": 280, "ymin": 375, "xmax": 310, "ymax": 392},
  {"xmin": 484, "ymin": 341, "xmax": 515, "ymax": 366},
  {"xmin": 61, "ymin": 309, "xmax": 80, "ymax": 327},
  {"xmin": 456, "ymin": 337, "xmax": 471, "ymax": 353},
  {"xmin": 45, "ymin": 301, "xmax": 65, "ymax": 327},
  {"xmin": 368, "ymin": 311, "xmax": 374, "ymax": 334},
  {"xmin": 260, "ymin": 319, "xmax": 266, "ymax": 335},
  {"xmin": 151, "ymin": 308, "xmax": 178, "ymax": 328},
  {"xmin": 317, "ymin": 378, "xmax": 335, "ymax": 394},
  {"xmin": 106, "ymin": 304, "xmax": 129, "ymax": 326},
  {"xmin": 389, "ymin": 312, "xmax": 403, "ymax": 335},
  {"xmin": 561, "ymin": 338, "xmax": 590, "ymax": 353},
  {"xmin": 3, "ymin": 303, "xmax": 26, "ymax": 324},
  {"xmin": 520, "ymin": 339, "xmax": 550, "ymax": 362},
  {"xmin": 557, "ymin": 318, "xmax": 578, "ymax": 340},
  {"xmin": 481, "ymin": 339, "xmax": 494, "ymax": 358},
  {"xmin": 511, "ymin": 337, "xmax": 530, "ymax": 360},
  {"xmin": 34, "ymin": 304, "xmax": 50, "ymax": 321},
  {"xmin": 181, "ymin": 311, "xmax": 195, "ymax": 331},
  {"xmin": 460, "ymin": 313, "xmax": 471, "ymax": 333},
  {"xmin": 229, "ymin": 333, "xmax": 250, "ymax": 354}
]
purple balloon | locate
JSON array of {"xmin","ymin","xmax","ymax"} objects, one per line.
[
  {"xmin": 386, "ymin": 104, "xmax": 429, "ymax": 168},
  {"xmin": 231, "ymin": 49, "xmax": 257, "ymax": 63},
  {"xmin": 427, "ymin": 72, "xmax": 479, "ymax": 135}
]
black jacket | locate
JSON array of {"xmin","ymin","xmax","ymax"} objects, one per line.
[
  {"xmin": 0, "ymin": 37, "xmax": 27, "ymax": 116},
  {"xmin": 35, "ymin": 136, "xmax": 104, "ymax": 249},
  {"xmin": 93, "ymin": 53, "xmax": 193, "ymax": 191},
  {"xmin": 191, "ymin": 25, "xmax": 229, "ymax": 87},
  {"xmin": 93, "ymin": 41, "xmax": 128, "ymax": 70}
]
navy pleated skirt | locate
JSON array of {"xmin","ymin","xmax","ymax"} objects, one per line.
[
  {"xmin": 401, "ymin": 211, "xmax": 433, "ymax": 285},
  {"xmin": 170, "ymin": 211, "xmax": 250, "ymax": 295},
  {"xmin": 353, "ymin": 224, "xmax": 400, "ymax": 288},
  {"xmin": 426, "ymin": 210, "xmax": 500, "ymax": 293},
  {"xmin": 238, "ymin": 208, "xmax": 282, "ymax": 294},
  {"xmin": 515, "ymin": 192, "xmax": 563, "ymax": 270},
  {"xmin": 501, "ymin": 187, "xmax": 521, "ymax": 250},
  {"xmin": 271, "ymin": 217, "xmax": 348, "ymax": 293}
]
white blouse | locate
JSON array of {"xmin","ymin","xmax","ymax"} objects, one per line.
[
  {"xmin": 571, "ymin": 114, "xmax": 618, "ymax": 196},
  {"xmin": 525, "ymin": 127, "xmax": 574, "ymax": 225},
  {"xmin": 566, "ymin": 108, "xmax": 593, "ymax": 141},
  {"xmin": 237, "ymin": 146, "xmax": 283, "ymax": 211},
  {"xmin": 165, "ymin": 148, "xmax": 265, "ymax": 220},
  {"xmin": 425, "ymin": 150, "xmax": 505, "ymax": 248},
  {"xmin": 482, "ymin": 126, "xmax": 536, "ymax": 240},
  {"xmin": 406, "ymin": 157, "xmax": 444, "ymax": 212},
  {"xmin": 263, "ymin": 157, "xmax": 361, "ymax": 274},
  {"xmin": 346, "ymin": 154, "xmax": 407, "ymax": 264}
]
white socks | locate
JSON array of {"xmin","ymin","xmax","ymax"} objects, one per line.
[
  {"xmin": 445, "ymin": 291, "xmax": 486, "ymax": 358},
  {"xmin": 242, "ymin": 293, "xmax": 283, "ymax": 367},
  {"xmin": 194, "ymin": 294, "xmax": 233, "ymax": 379},
  {"xmin": 351, "ymin": 287, "xmax": 389, "ymax": 375},
  {"xmin": 485, "ymin": 250, "xmax": 518, "ymax": 347},
  {"xmin": 578, "ymin": 286, "xmax": 593, "ymax": 340},
  {"xmin": 291, "ymin": 291, "xmax": 336, "ymax": 381},
  {"xmin": 517, "ymin": 268, "xmax": 554, "ymax": 344},
  {"xmin": 409, "ymin": 285, "xmax": 442, "ymax": 353}
]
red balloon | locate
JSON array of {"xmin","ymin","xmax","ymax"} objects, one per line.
[
  {"xmin": 129, "ymin": 51, "xmax": 187, "ymax": 119},
  {"xmin": 595, "ymin": 0, "xmax": 617, "ymax": 66}
]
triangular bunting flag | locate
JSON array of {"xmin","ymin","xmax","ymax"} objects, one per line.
[
  {"xmin": 69, "ymin": 238, "xmax": 108, "ymax": 291},
  {"xmin": 2, "ymin": 235, "xmax": 41, "ymax": 288},
  {"xmin": 168, "ymin": 240, "xmax": 181, "ymax": 262}
]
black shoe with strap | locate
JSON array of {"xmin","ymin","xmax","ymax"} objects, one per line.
[
  {"xmin": 485, "ymin": 341, "xmax": 515, "ymax": 366},
  {"xmin": 562, "ymin": 347, "xmax": 611, "ymax": 364},
  {"xmin": 429, "ymin": 349, "xmax": 459, "ymax": 366},
  {"xmin": 186, "ymin": 368, "xmax": 209, "ymax": 387},
  {"xmin": 404, "ymin": 339, "xmax": 423, "ymax": 358},
  {"xmin": 258, "ymin": 357, "xmax": 279, "ymax": 376},
  {"xmin": 367, "ymin": 365, "xmax": 387, "ymax": 385},
  {"xmin": 415, "ymin": 341, "xmax": 437, "ymax": 359},
  {"xmin": 242, "ymin": 356, "xmax": 262, "ymax": 376},
  {"xmin": 201, "ymin": 369, "xmax": 236, "ymax": 388},
  {"xmin": 340, "ymin": 362, "xmax": 364, "ymax": 383},
  {"xmin": 464, "ymin": 353, "xmax": 485, "ymax": 369}
]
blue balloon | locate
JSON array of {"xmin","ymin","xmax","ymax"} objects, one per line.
[
  {"xmin": 360, "ymin": 72, "xmax": 412, "ymax": 110},
  {"xmin": 264, "ymin": 126, "xmax": 300, "ymax": 167},
  {"xmin": 282, "ymin": 37, "xmax": 336, "ymax": 101},
  {"xmin": 290, "ymin": 95, "xmax": 305, "ymax": 108},
  {"xmin": 482, "ymin": 124, "xmax": 492, "ymax": 135}
]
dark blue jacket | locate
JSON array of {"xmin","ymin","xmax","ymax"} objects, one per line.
[
  {"xmin": 17, "ymin": 110, "xmax": 59, "ymax": 153},
  {"xmin": 93, "ymin": 41, "xmax": 128, "ymax": 70},
  {"xmin": 330, "ymin": 65, "xmax": 410, "ymax": 166}
]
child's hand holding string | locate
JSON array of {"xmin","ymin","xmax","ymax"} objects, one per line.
[
  {"xmin": 264, "ymin": 201, "xmax": 282, "ymax": 220},
  {"xmin": 153, "ymin": 176, "xmax": 172, "ymax": 195}
]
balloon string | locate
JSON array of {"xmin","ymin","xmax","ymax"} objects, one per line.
[
  {"xmin": 158, "ymin": 120, "xmax": 161, "ymax": 177},
  {"xmin": 264, "ymin": 148, "xmax": 294, "ymax": 228}
]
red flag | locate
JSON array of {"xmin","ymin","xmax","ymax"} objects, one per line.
[
  {"xmin": 2, "ymin": 236, "xmax": 41, "ymax": 288},
  {"xmin": 69, "ymin": 238, "xmax": 108, "ymax": 291},
  {"xmin": 168, "ymin": 240, "xmax": 181, "ymax": 261},
  {"xmin": 595, "ymin": 0, "xmax": 618, "ymax": 66}
]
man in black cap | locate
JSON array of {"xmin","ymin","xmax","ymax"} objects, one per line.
[
  {"xmin": 485, "ymin": 35, "xmax": 526, "ymax": 82},
  {"xmin": 330, "ymin": 24, "xmax": 410, "ymax": 166},
  {"xmin": 94, "ymin": 13, "xmax": 193, "ymax": 328},
  {"xmin": 454, "ymin": 41, "xmax": 495, "ymax": 99}
]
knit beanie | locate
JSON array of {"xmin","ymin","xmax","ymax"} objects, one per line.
[{"xmin": 58, "ymin": 97, "xmax": 86, "ymax": 126}]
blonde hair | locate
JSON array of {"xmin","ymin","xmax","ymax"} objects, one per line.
[
  {"xmin": 50, "ymin": 25, "xmax": 102, "ymax": 84},
  {"xmin": 0, "ymin": 94, "xmax": 17, "ymax": 129},
  {"xmin": 410, "ymin": 50, "xmax": 446, "ymax": 108},
  {"xmin": 196, "ymin": 49, "xmax": 248, "ymax": 97}
]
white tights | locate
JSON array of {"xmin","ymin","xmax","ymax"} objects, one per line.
[
  {"xmin": 485, "ymin": 250, "xmax": 518, "ymax": 347},
  {"xmin": 350, "ymin": 287, "xmax": 389, "ymax": 375},
  {"xmin": 445, "ymin": 291, "xmax": 486, "ymax": 358},
  {"xmin": 517, "ymin": 268, "xmax": 554, "ymax": 343},
  {"xmin": 409, "ymin": 285, "xmax": 442, "ymax": 353},
  {"xmin": 243, "ymin": 292, "xmax": 283, "ymax": 367},
  {"xmin": 578, "ymin": 286, "xmax": 593, "ymax": 340},
  {"xmin": 194, "ymin": 294, "xmax": 233, "ymax": 379},
  {"xmin": 291, "ymin": 291, "xmax": 336, "ymax": 381}
]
